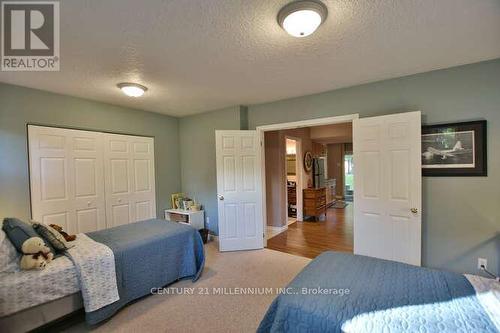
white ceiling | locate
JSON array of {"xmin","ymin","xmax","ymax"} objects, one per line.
[{"xmin": 1, "ymin": 0, "xmax": 500, "ymax": 117}]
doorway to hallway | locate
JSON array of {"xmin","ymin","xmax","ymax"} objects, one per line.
[{"xmin": 267, "ymin": 204, "xmax": 353, "ymax": 258}]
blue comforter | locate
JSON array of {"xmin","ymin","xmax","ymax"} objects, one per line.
[
  {"xmin": 85, "ymin": 219, "xmax": 205, "ymax": 325},
  {"xmin": 258, "ymin": 252, "xmax": 497, "ymax": 333}
]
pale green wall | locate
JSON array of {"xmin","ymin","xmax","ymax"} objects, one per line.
[
  {"xmin": 179, "ymin": 106, "xmax": 243, "ymax": 234},
  {"xmin": 0, "ymin": 83, "xmax": 180, "ymax": 221},
  {"xmin": 248, "ymin": 59, "xmax": 500, "ymax": 276}
]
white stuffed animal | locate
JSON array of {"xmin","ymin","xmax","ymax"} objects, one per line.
[{"xmin": 20, "ymin": 237, "xmax": 54, "ymax": 270}]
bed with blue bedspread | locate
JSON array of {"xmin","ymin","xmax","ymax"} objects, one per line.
[
  {"xmin": 67, "ymin": 219, "xmax": 205, "ymax": 325},
  {"xmin": 258, "ymin": 251, "xmax": 499, "ymax": 333}
]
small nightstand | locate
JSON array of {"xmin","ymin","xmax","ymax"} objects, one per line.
[{"xmin": 164, "ymin": 209, "xmax": 205, "ymax": 230}]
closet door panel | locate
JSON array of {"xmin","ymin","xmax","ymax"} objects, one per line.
[
  {"xmin": 76, "ymin": 208, "xmax": 99, "ymax": 233},
  {"xmin": 74, "ymin": 158, "xmax": 97, "ymax": 197},
  {"xmin": 133, "ymin": 159, "xmax": 152, "ymax": 192},
  {"xmin": 29, "ymin": 126, "xmax": 106, "ymax": 234},
  {"xmin": 30, "ymin": 126, "xmax": 156, "ymax": 232},
  {"xmin": 135, "ymin": 200, "xmax": 152, "ymax": 221},
  {"xmin": 104, "ymin": 134, "xmax": 133, "ymax": 227},
  {"xmin": 42, "ymin": 212, "xmax": 70, "ymax": 231},
  {"xmin": 71, "ymin": 130, "xmax": 106, "ymax": 232},
  {"xmin": 104, "ymin": 134, "xmax": 156, "ymax": 226},
  {"xmin": 29, "ymin": 127, "xmax": 73, "ymax": 233},
  {"xmin": 110, "ymin": 202, "xmax": 132, "ymax": 226},
  {"xmin": 130, "ymin": 136, "xmax": 156, "ymax": 221},
  {"xmin": 110, "ymin": 159, "xmax": 130, "ymax": 194},
  {"xmin": 40, "ymin": 157, "xmax": 68, "ymax": 201}
]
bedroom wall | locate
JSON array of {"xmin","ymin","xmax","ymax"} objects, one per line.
[
  {"xmin": 248, "ymin": 59, "xmax": 500, "ymax": 276},
  {"xmin": 179, "ymin": 106, "xmax": 244, "ymax": 234},
  {"xmin": 177, "ymin": 59, "xmax": 499, "ymax": 275},
  {"xmin": 264, "ymin": 131, "xmax": 286, "ymax": 228},
  {"xmin": 0, "ymin": 83, "xmax": 180, "ymax": 222}
]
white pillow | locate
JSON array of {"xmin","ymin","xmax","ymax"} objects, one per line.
[{"xmin": 0, "ymin": 229, "xmax": 20, "ymax": 272}]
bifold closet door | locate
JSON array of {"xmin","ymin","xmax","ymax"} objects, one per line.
[
  {"xmin": 103, "ymin": 134, "xmax": 156, "ymax": 227},
  {"xmin": 28, "ymin": 126, "xmax": 106, "ymax": 234}
]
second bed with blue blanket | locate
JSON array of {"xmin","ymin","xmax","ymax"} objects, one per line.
[
  {"xmin": 258, "ymin": 251, "xmax": 498, "ymax": 333},
  {"xmin": 84, "ymin": 219, "xmax": 204, "ymax": 325}
]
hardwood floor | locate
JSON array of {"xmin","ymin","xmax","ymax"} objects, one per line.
[{"xmin": 266, "ymin": 204, "xmax": 353, "ymax": 259}]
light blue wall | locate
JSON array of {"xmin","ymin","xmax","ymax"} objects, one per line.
[
  {"xmin": 0, "ymin": 83, "xmax": 180, "ymax": 221},
  {"xmin": 248, "ymin": 59, "xmax": 500, "ymax": 276},
  {"xmin": 179, "ymin": 106, "xmax": 243, "ymax": 234}
]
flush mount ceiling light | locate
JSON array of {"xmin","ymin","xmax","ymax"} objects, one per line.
[
  {"xmin": 117, "ymin": 82, "xmax": 148, "ymax": 97},
  {"xmin": 278, "ymin": 0, "xmax": 328, "ymax": 38}
]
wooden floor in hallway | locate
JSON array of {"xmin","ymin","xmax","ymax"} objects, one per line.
[{"xmin": 266, "ymin": 204, "xmax": 353, "ymax": 259}]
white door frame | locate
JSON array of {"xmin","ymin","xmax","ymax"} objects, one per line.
[
  {"xmin": 284, "ymin": 135, "xmax": 303, "ymax": 223},
  {"xmin": 257, "ymin": 114, "xmax": 360, "ymax": 246}
]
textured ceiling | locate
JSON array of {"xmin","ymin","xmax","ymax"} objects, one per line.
[{"xmin": 1, "ymin": 0, "xmax": 500, "ymax": 117}]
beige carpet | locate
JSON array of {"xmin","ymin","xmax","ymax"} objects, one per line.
[{"xmin": 62, "ymin": 242, "xmax": 310, "ymax": 333}]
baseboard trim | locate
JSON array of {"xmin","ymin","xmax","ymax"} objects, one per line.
[
  {"xmin": 267, "ymin": 224, "xmax": 288, "ymax": 232},
  {"xmin": 266, "ymin": 224, "xmax": 288, "ymax": 240}
]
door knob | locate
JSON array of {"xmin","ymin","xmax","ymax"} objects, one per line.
[
  {"xmin": 218, "ymin": 194, "xmax": 224, "ymax": 201},
  {"xmin": 87, "ymin": 201, "xmax": 91, "ymax": 207},
  {"xmin": 411, "ymin": 208, "xmax": 418, "ymax": 214}
]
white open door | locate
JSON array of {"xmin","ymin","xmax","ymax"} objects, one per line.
[
  {"xmin": 353, "ymin": 111, "xmax": 422, "ymax": 265},
  {"xmin": 216, "ymin": 130, "xmax": 264, "ymax": 251}
]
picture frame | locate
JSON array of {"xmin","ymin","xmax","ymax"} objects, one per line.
[
  {"xmin": 182, "ymin": 199, "xmax": 194, "ymax": 211},
  {"xmin": 421, "ymin": 120, "xmax": 487, "ymax": 177},
  {"xmin": 171, "ymin": 193, "xmax": 185, "ymax": 209}
]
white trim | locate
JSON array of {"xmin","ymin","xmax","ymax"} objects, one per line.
[
  {"xmin": 266, "ymin": 224, "xmax": 288, "ymax": 240},
  {"xmin": 259, "ymin": 129, "xmax": 268, "ymax": 246},
  {"xmin": 256, "ymin": 114, "xmax": 359, "ymax": 132},
  {"xmin": 258, "ymin": 113, "xmax": 359, "ymax": 244},
  {"xmin": 267, "ymin": 225, "xmax": 288, "ymax": 232},
  {"xmin": 284, "ymin": 135, "xmax": 304, "ymax": 221}
]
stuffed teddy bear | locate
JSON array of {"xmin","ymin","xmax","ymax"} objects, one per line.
[
  {"xmin": 20, "ymin": 237, "xmax": 54, "ymax": 270},
  {"xmin": 49, "ymin": 224, "xmax": 76, "ymax": 242}
]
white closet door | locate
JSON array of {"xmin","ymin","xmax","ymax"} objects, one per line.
[
  {"xmin": 103, "ymin": 134, "xmax": 156, "ymax": 227},
  {"xmin": 28, "ymin": 126, "xmax": 106, "ymax": 234}
]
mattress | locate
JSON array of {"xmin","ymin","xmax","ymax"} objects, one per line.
[{"xmin": 0, "ymin": 254, "xmax": 80, "ymax": 317}]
